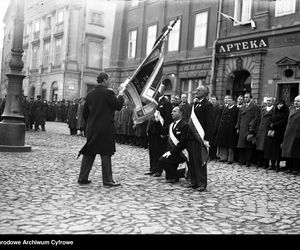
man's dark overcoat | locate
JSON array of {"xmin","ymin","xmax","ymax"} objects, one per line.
[
  {"xmin": 256, "ymin": 106, "xmax": 275, "ymax": 151},
  {"xmin": 264, "ymin": 105, "xmax": 289, "ymax": 160},
  {"xmin": 281, "ymin": 107, "xmax": 300, "ymax": 159},
  {"xmin": 214, "ymin": 105, "xmax": 239, "ymax": 148},
  {"xmin": 67, "ymin": 103, "xmax": 78, "ymax": 129},
  {"xmin": 79, "ymin": 85, "xmax": 124, "ymax": 156},
  {"xmin": 235, "ymin": 102, "xmax": 260, "ymax": 149}
]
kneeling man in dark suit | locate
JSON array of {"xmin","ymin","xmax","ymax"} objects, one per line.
[{"xmin": 157, "ymin": 106, "xmax": 189, "ymax": 183}]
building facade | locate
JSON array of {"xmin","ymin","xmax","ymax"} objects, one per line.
[
  {"xmin": 106, "ymin": 0, "xmax": 219, "ymax": 103},
  {"xmin": 108, "ymin": 0, "xmax": 300, "ymax": 105},
  {"xmin": 1, "ymin": 0, "xmax": 117, "ymax": 101},
  {"xmin": 215, "ymin": 0, "xmax": 300, "ymax": 105}
]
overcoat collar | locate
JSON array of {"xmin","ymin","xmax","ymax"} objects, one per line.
[{"xmin": 289, "ymin": 107, "xmax": 300, "ymax": 118}]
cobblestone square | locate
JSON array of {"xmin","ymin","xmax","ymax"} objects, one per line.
[{"xmin": 0, "ymin": 122, "xmax": 299, "ymax": 234}]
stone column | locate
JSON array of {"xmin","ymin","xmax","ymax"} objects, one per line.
[{"xmin": 0, "ymin": 0, "xmax": 31, "ymax": 152}]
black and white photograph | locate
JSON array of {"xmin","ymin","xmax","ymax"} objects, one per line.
[{"xmin": 0, "ymin": 0, "xmax": 299, "ymax": 242}]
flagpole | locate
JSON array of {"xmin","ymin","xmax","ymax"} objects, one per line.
[{"xmin": 119, "ymin": 17, "xmax": 179, "ymax": 94}]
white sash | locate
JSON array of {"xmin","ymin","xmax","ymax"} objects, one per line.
[
  {"xmin": 190, "ymin": 104, "xmax": 207, "ymax": 149},
  {"xmin": 169, "ymin": 122, "xmax": 189, "ymax": 161},
  {"xmin": 188, "ymin": 104, "xmax": 209, "ymax": 166}
]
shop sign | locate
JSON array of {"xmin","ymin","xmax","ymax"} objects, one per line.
[{"xmin": 216, "ymin": 37, "xmax": 268, "ymax": 54}]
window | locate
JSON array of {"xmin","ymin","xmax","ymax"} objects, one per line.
[
  {"xmin": 168, "ymin": 18, "xmax": 180, "ymax": 52},
  {"xmin": 130, "ymin": 0, "xmax": 139, "ymax": 7},
  {"xmin": 23, "ymin": 25, "xmax": 30, "ymax": 44},
  {"xmin": 22, "ymin": 48, "xmax": 27, "ymax": 67},
  {"xmin": 56, "ymin": 9, "xmax": 64, "ymax": 24},
  {"xmin": 146, "ymin": 24, "xmax": 157, "ymax": 55},
  {"xmin": 32, "ymin": 45, "xmax": 39, "ymax": 69},
  {"xmin": 33, "ymin": 20, "xmax": 40, "ymax": 33},
  {"xmin": 87, "ymin": 41, "xmax": 103, "ymax": 69},
  {"xmin": 33, "ymin": 20, "xmax": 40, "ymax": 40},
  {"xmin": 181, "ymin": 78, "xmax": 204, "ymax": 103},
  {"xmin": 45, "ymin": 16, "xmax": 51, "ymax": 30},
  {"xmin": 194, "ymin": 11, "xmax": 208, "ymax": 47},
  {"xmin": 234, "ymin": 0, "xmax": 252, "ymax": 23},
  {"xmin": 128, "ymin": 30, "xmax": 137, "ymax": 58},
  {"xmin": 275, "ymin": 0, "xmax": 296, "ymax": 16},
  {"xmin": 90, "ymin": 12, "xmax": 104, "ymax": 26},
  {"xmin": 43, "ymin": 41, "xmax": 50, "ymax": 66},
  {"xmin": 54, "ymin": 38, "xmax": 62, "ymax": 65}
]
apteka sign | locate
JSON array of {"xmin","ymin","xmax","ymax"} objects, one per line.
[{"xmin": 216, "ymin": 37, "xmax": 268, "ymax": 54}]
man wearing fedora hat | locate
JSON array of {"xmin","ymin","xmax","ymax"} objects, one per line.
[{"xmin": 235, "ymin": 92, "xmax": 260, "ymax": 167}]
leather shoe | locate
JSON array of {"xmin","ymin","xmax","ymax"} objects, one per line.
[
  {"xmin": 167, "ymin": 178, "xmax": 179, "ymax": 184},
  {"xmin": 153, "ymin": 172, "xmax": 162, "ymax": 177},
  {"xmin": 103, "ymin": 182, "xmax": 121, "ymax": 187},
  {"xmin": 144, "ymin": 172, "xmax": 155, "ymax": 175},
  {"xmin": 227, "ymin": 161, "xmax": 233, "ymax": 164},
  {"xmin": 78, "ymin": 180, "xmax": 91, "ymax": 185},
  {"xmin": 195, "ymin": 187, "xmax": 206, "ymax": 192}
]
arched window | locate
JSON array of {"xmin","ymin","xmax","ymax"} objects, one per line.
[
  {"xmin": 51, "ymin": 81, "xmax": 58, "ymax": 102},
  {"xmin": 41, "ymin": 82, "xmax": 47, "ymax": 101}
]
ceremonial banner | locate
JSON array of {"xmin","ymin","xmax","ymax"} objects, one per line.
[{"xmin": 119, "ymin": 18, "xmax": 179, "ymax": 124}]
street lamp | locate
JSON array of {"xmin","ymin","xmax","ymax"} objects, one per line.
[{"xmin": 0, "ymin": 0, "xmax": 31, "ymax": 152}]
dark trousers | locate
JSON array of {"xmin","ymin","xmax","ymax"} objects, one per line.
[
  {"xmin": 286, "ymin": 158, "xmax": 300, "ymax": 172},
  {"xmin": 148, "ymin": 133, "xmax": 167, "ymax": 173},
  {"xmin": 158, "ymin": 155, "xmax": 186, "ymax": 180},
  {"xmin": 187, "ymin": 140, "xmax": 207, "ymax": 189},
  {"xmin": 239, "ymin": 148, "xmax": 253, "ymax": 166},
  {"xmin": 78, "ymin": 154, "xmax": 114, "ymax": 184},
  {"xmin": 209, "ymin": 144, "xmax": 218, "ymax": 161}
]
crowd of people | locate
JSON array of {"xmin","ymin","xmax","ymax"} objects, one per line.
[
  {"xmin": 0, "ymin": 95, "xmax": 86, "ymax": 136},
  {"xmin": 1, "ymin": 72, "xmax": 299, "ymax": 190}
]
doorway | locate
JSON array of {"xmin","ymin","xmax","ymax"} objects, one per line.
[{"xmin": 226, "ymin": 70, "xmax": 251, "ymax": 100}]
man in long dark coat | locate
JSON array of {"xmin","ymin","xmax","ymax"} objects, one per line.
[
  {"xmin": 214, "ymin": 95, "xmax": 239, "ymax": 164},
  {"xmin": 77, "ymin": 72, "xmax": 124, "ymax": 187},
  {"xmin": 255, "ymin": 97, "xmax": 275, "ymax": 169},
  {"xmin": 145, "ymin": 85, "xmax": 173, "ymax": 176},
  {"xmin": 281, "ymin": 95, "xmax": 300, "ymax": 175},
  {"xmin": 235, "ymin": 92, "xmax": 260, "ymax": 167},
  {"xmin": 187, "ymin": 85, "xmax": 214, "ymax": 192}
]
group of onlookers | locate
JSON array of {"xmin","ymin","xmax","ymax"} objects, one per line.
[
  {"xmin": 114, "ymin": 90, "xmax": 300, "ymax": 176},
  {"xmin": 209, "ymin": 93, "xmax": 300, "ymax": 175},
  {"xmin": 0, "ymin": 95, "xmax": 86, "ymax": 136}
]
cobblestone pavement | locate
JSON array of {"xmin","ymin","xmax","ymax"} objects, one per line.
[{"xmin": 0, "ymin": 121, "xmax": 299, "ymax": 234}]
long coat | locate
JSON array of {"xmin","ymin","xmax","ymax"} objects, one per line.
[
  {"xmin": 76, "ymin": 101, "xmax": 86, "ymax": 130},
  {"xmin": 281, "ymin": 107, "xmax": 300, "ymax": 159},
  {"xmin": 67, "ymin": 103, "xmax": 78, "ymax": 129},
  {"xmin": 79, "ymin": 85, "xmax": 124, "ymax": 156},
  {"xmin": 214, "ymin": 105, "xmax": 239, "ymax": 148},
  {"xmin": 235, "ymin": 102, "xmax": 260, "ymax": 149},
  {"xmin": 255, "ymin": 106, "xmax": 274, "ymax": 151},
  {"xmin": 264, "ymin": 105, "xmax": 289, "ymax": 160}
]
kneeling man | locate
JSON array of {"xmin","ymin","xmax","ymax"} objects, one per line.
[{"xmin": 157, "ymin": 106, "xmax": 189, "ymax": 183}]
